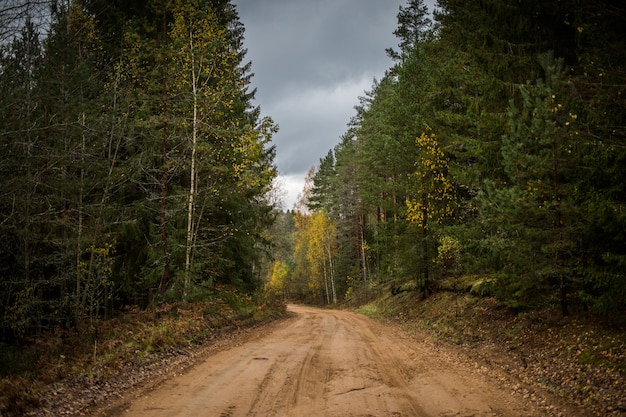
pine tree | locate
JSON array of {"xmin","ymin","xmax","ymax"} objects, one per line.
[
  {"xmin": 308, "ymin": 150, "xmax": 336, "ymax": 213},
  {"xmin": 480, "ymin": 53, "xmax": 582, "ymax": 313},
  {"xmin": 386, "ymin": 0, "xmax": 432, "ymax": 61},
  {"xmin": 333, "ymin": 133, "xmax": 368, "ymax": 285},
  {"xmin": 0, "ymin": 17, "xmax": 46, "ymax": 338}
]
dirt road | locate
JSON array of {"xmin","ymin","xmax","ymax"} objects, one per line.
[{"xmin": 119, "ymin": 305, "xmax": 543, "ymax": 417}]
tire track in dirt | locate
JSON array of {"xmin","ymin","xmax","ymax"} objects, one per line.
[{"xmin": 115, "ymin": 305, "xmax": 545, "ymax": 417}]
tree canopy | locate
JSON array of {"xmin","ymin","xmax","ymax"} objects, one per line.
[
  {"xmin": 273, "ymin": 0, "xmax": 626, "ymax": 319},
  {"xmin": 2, "ymin": 0, "xmax": 625, "ymax": 342},
  {"xmin": 0, "ymin": 0, "xmax": 277, "ymax": 341}
]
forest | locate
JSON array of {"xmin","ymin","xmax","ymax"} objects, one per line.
[
  {"xmin": 268, "ymin": 0, "xmax": 626, "ymax": 321},
  {"xmin": 0, "ymin": 0, "xmax": 279, "ymax": 343},
  {"xmin": 1, "ymin": 0, "xmax": 625, "ymax": 349}
]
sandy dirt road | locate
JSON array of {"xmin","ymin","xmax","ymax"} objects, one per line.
[{"xmin": 119, "ymin": 305, "xmax": 542, "ymax": 417}]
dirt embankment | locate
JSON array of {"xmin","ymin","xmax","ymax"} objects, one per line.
[{"xmin": 364, "ymin": 291, "xmax": 626, "ymax": 417}]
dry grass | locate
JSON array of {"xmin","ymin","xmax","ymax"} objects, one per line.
[
  {"xmin": 356, "ymin": 285, "xmax": 626, "ymax": 416},
  {"xmin": 0, "ymin": 292, "xmax": 286, "ymax": 416}
]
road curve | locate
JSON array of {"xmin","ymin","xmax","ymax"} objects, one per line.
[{"xmin": 119, "ymin": 305, "xmax": 540, "ymax": 417}]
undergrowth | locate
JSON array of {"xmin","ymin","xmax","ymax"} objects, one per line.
[
  {"xmin": 0, "ymin": 289, "xmax": 286, "ymax": 416},
  {"xmin": 352, "ymin": 280, "xmax": 626, "ymax": 416}
]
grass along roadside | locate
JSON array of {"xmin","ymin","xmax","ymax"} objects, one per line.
[{"xmin": 0, "ymin": 290, "xmax": 286, "ymax": 416}]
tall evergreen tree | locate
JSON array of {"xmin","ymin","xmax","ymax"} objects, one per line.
[
  {"xmin": 0, "ymin": 18, "xmax": 47, "ymax": 339},
  {"xmin": 478, "ymin": 54, "xmax": 582, "ymax": 313},
  {"xmin": 386, "ymin": 0, "xmax": 432, "ymax": 61}
]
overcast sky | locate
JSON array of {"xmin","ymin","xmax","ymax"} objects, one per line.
[{"xmin": 233, "ymin": 0, "xmax": 410, "ymax": 210}]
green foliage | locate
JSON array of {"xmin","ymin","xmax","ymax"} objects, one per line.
[
  {"xmin": 406, "ymin": 129, "xmax": 456, "ymax": 229},
  {"xmin": 265, "ymin": 261, "xmax": 288, "ymax": 297},
  {"xmin": 289, "ymin": 0, "xmax": 626, "ymax": 321},
  {"xmin": 287, "ymin": 208, "xmax": 339, "ymax": 304},
  {"xmin": 0, "ymin": 0, "xmax": 278, "ymax": 342},
  {"xmin": 435, "ymin": 235, "xmax": 462, "ymax": 278}
]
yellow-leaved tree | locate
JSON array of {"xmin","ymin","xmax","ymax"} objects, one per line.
[
  {"xmin": 291, "ymin": 196, "xmax": 339, "ymax": 304},
  {"xmin": 406, "ymin": 128, "xmax": 456, "ymax": 296},
  {"xmin": 307, "ymin": 211, "xmax": 338, "ymax": 304},
  {"xmin": 169, "ymin": 0, "xmax": 238, "ymax": 301},
  {"xmin": 266, "ymin": 260, "xmax": 289, "ymax": 298}
]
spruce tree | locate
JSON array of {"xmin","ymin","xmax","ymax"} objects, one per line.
[{"xmin": 480, "ymin": 54, "xmax": 582, "ymax": 313}]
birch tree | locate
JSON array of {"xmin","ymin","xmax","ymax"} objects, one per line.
[
  {"xmin": 169, "ymin": 1, "xmax": 235, "ymax": 300},
  {"xmin": 406, "ymin": 129, "xmax": 456, "ymax": 296}
]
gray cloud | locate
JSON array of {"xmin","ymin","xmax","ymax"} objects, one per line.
[{"xmin": 233, "ymin": 0, "xmax": 409, "ymax": 208}]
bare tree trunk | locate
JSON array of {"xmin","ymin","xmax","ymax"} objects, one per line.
[
  {"xmin": 553, "ymin": 141, "xmax": 568, "ymax": 317},
  {"xmin": 421, "ymin": 190, "xmax": 430, "ymax": 298},
  {"xmin": 76, "ymin": 111, "xmax": 85, "ymax": 324},
  {"xmin": 360, "ymin": 212, "xmax": 367, "ymax": 282},
  {"xmin": 184, "ymin": 34, "xmax": 199, "ymax": 303},
  {"xmin": 322, "ymin": 258, "xmax": 330, "ymax": 304},
  {"xmin": 158, "ymin": 13, "xmax": 171, "ymax": 299},
  {"xmin": 158, "ymin": 96, "xmax": 171, "ymax": 299},
  {"xmin": 327, "ymin": 245, "xmax": 337, "ymax": 304}
]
